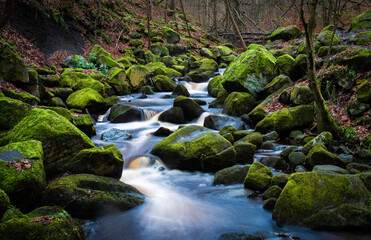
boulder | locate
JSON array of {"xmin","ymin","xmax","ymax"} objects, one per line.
[
  {"xmin": 125, "ymin": 65, "xmax": 151, "ymax": 90},
  {"xmin": 107, "ymin": 67, "xmax": 131, "ymax": 95},
  {"xmin": 207, "ymin": 75, "xmax": 225, "ymax": 98},
  {"xmin": 66, "ymin": 88, "xmax": 106, "ymax": 114},
  {"xmin": 72, "ymin": 114, "xmax": 95, "ymax": 137},
  {"xmin": 222, "ymin": 46, "xmax": 278, "ymax": 97},
  {"xmin": 302, "ymin": 131, "xmax": 333, "ymax": 154},
  {"xmin": 153, "ymin": 75, "xmax": 176, "ymax": 92},
  {"xmin": 108, "ymin": 104, "xmax": 143, "ymax": 123},
  {"xmin": 153, "ymin": 127, "xmax": 173, "ymax": 137},
  {"xmin": 262, "ymin": 185, "xmax": 282, "ymax": 200},
  {"xmin": 255, "ymin": 105, "xmax": 315, "ymax": 136},
  {"xmin": 223, "ymin": 92, "xmax": 255, "ymax": 116},
  {"xmin": 233, "ymin": 141, "xmax": 256, "ymax": 164},
  {"xmin": 276, "ymin": 54, "xmax": 295, "ymax": 75},
  {"xmin": 357, "ymin": 81, "xmax": 371, "ymax": 104},
  {"xmin": 262, "ymin": 131, "xmax": 279, "ymax": 141},
  {"xmin": 158, "ymin": 107, "xmax": 186, "ymax": 124},
  {"xmin": 263, "ymin": 74, "xmax": 292, "ymax": 96},
  {"xmin": 271, "ymin": 174, "xmax": 289, "ymax": 189},
  {"xmin": 236, "ymin": 132, "xmax": 263, "ymax": 148},
  {"xmin": 204, "ymin": 115, "xmax": 246, "ymax": 131},
  {"xmin": 2, "ymin": 89, "xmax": 40, "ymax": 106},
  {"xmin": 101, "ymin": 128, "xmax": 132, "ymax": 142},
  {"xmin": 151, "ymin": 125, "xmax": 236, "ymax": 172},
  {"xmin": 269, "ymin": 25, "xmax": 302, "ymax": 41},
  {"xmin": 261, "ymin": 156, "xmax": 286, "ymax": 170},
  {"xmin": 0, "ymin": 97, "xmax": 32, "ymax": 130},
  {"xmin": 353, "ymin": 149, "xmax": 371, "ymax": 165},
  {"xmin": 290, "ymin": 85, "xmax": 314, "ymax": 105},
  {"xmin": 163, "ymin": 27, "xmax": 180, "ymax": 44},
  {"xmin": 212, "ymin": 46, "xmax": 233, "ymax": 58},
  {"xmin": 172, "ymin": 84, "xmax": 190, "ymax": 97},
  {"xmin": 313, "ymin": 165, "xmax": 348, "ymax": 174},
  {"xmin": 348, "ymin": 9, "xmax": 371, "ymax": 32},
  {"xmin": 288, "ymin": 151, "xmax": 306, "ymax": 168},
  {"xmin": 64, "ymin": 144, "xmax": 123, "ymax": 179},
  {"xmin": 43, "ymin": 174, "xmax": 143, "ymax": 219},
  {"xmin": 0, "ymin": 140, "xmax": 45, "ymax": 210},
  {"xmin": 90, "ymin": 44, "xmax": 121, "ymax": 68},
  {"xmin": 60, "ymin": 69, "xmax": 105, "ymax": 94},
  {"xmin": 188, "ymin": 58, "xmax": 218, "ymax": 82},
  {"xmin": 49, "ymin": 88, "xmax": 73, "ymax": 101},
  {"xmin": 173, "ymin": 96, "xmax": 205, "ymax": 121},
  {"xmin": 263, "ymin": 198, "xmax": 277, "ymax": 210},
  {"xmin": 317, "ymin": 30, "xmax": 341, "ymax": 47},
  {"xmin": 5, "ymin": 108, "xmax": 95, "ymax": 178},
  {"xmin": 0, "ymin": 190, "xmax": 9, "ymax": 219},
  {"xmin": 273, "ymin": 172, "xmax": 371, "ymax": 229},
  {"xmin": 213, "ymin": 165, "xmax": 250, "ymax": 185},
  {"xmin": 200, "ymin": 48, "xmax": 216, "ymax": 60},
  {"xmin": 305, "ymin": 145, "xmax": 346, "ymax": 169},
  {"xmin": 244, "ymin": 162, "xmax": 273, "ymax": 191}
]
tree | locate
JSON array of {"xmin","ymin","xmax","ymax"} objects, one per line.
[
  {"xmin": 225, "ymin": 0, "xmax": 246, "ymax": 49},
  {"xmin": 147, "ymin": 0, "xmax": 153, "ymax": 49},
  {"xmin": 300, "ymin": 0, "xmax": 340, "ymax": 137}
]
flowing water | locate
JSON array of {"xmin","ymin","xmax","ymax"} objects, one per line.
[{"xmin": 85, "ymin": 70, "xmax": 370, "ymax": 240}]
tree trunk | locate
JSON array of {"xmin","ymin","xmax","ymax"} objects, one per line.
[
  {"xmin": 225, "ymin": 0, "xmax": 247, "ymax": 49},
  {"xmin": 165, "ymin": 0, "xmax": 168, "ymax": 23},
  {"xmin": 147, "ymin": 0, "xmax": 153, "ymax": 49},
  {"xmin": 213, "ymin": 0, "xmax": 218, "ymax": 37},
  {"xmin": 300, "ymin": 0, "xmax": 339, "ymax": 137},
  {"xmin": 179, "ymin": 0, "xmax": 192, "ymax": 38}
]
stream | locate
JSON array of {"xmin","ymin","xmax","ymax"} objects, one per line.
[{"xmin": 84, "ymin": 70, "xmax": 369, "ymax": 240}]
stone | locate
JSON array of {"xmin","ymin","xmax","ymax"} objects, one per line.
[
  {"xmin": 108, "ymin": 104, "xmax": 143, "ymax": 123},
  {"xmin": 223, "ymin": 92, "xmax": 255, "ymax": 117},
  {"xmin": 261, "ymin": 156, "xmax": 286, "ymax": 170},
  {"xmin": 276, "ymin": 54, "xmax": 295, "ymax": 75},
  {"xmin": 233, "ymin": 141, "xmax": 256, "ymax": 164},
  {"xmin": 269, "ymin": 25, "xmax": 302, "ymax": 41},
  {"xmin": 264, "ymin": 74, "xmax": 292, "ymax": 96},
  {"xmin": 203, "ymin": 115, "xmax": 246, "ymax": 131},
  {"xmin": 236, "ymin": 132, "xmax": 263, "ymax": 148},
  {"xmin": 66, "ymin": 88, "xmax": 106, "ymax": 114},
  {"xmin": 213, "ymin": 165, "xmax": 250, "ymax": 185},
  {"xmin": 0, "ymin": 190, "xmax": 9, "ymax": 219},
  {"xmin": 107, "ymin": 67, "xmax": 131, "ymax": 95},
  {"xmin": 290, "ymin": 85, "xmax": 314, "ymax": 105},
  {"xmin": 158, "ymin": 107, "xmax": 186, "ymax": 124},
  {"xmin": 263, "ymin": 198, "xmax": 277, "ymax": 210},
  {"xmin": 313, "ymin": 165, "xmax": 348, "ymax": 174},
  {"xmin": 270, "ymin": 174, "xmax": 289, "ymax": 189},
  {"xmin": 262, "ymin": 185, "xmax": 282, "ymax": 200},
  {"xmin": 173, "ymin": 96, "xmax": 205, "ymax": 121},
  {"xmin": 60, "ymin": 69, "xmax": 105, "ymax": 94},
  {"xmin": 244, "ymin": 162, "xmax": 273, "ymax": 191},
  {"xmin": 153, "ymin": 127, "xmax": 173, "ymax": 137},
  {"xmin": 153, "ymin": 75, "xmax": 176, "ymax": 92},
  {"xmin": 207, "ymin": 75, "xmax": 225, "ymax": 97},
  {"xmin": 125, "ymin": 65, "xmax": 151, "ymax": 91},
  {"xmin": 353, "ymin": 149, "xmax": 371, "ymax": 165},
  {"xmin": 305, "ymin": 145, "xmax": 346, "ymax": 169},
  {"xmin": 172, "ymin": 84, "xmax": 190, "ymax": 97},
  {"xmin": 263, "ymin": 131, "xmax": 279, "ymax": 141},
  {"xmin": 302, "ymin": 131, "xmax": 333, "ymax": 154},
  {"xmin": 0, "ymin": 97, "xmax": 31, "ymax": 130},
  {"xmin": 2, "ymin": 90, "xmax": 40, "ymax": 106},
  {"xmin": 188, "ymin": 58, "xmax": 218, "ymax": 82},
  {"xmin": 200, "ymin": 48, "xmax": 216, "ymax": 60},
  {"xmin": 288, "ymin": 152, "xmax": 306, "ymax": 168},
  {"xmin": 73, "ymin": 114, "xmax": 95, "ymax": 137},
  {"xmin": 101, "ymin": 128, "xmax": 132, "ymax": 142},
  {"xmin": 348, "ymin": 9, "xmax": 371, "ymax": 32},
  {"xmin": 163, "ymin": 27, "xmax": 180, "ymax": 44}
]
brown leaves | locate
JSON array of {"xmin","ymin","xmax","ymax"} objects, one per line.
[
  {"xmin": 5, "ymin": 159, "xmax": 35, "ymax": 172},
  {"xmin": 29, "ymin": 216, "xmax": 60, "ymax": 226}
]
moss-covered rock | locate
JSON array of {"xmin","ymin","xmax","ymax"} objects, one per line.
[
  {"xmin": 125, "ymin": 65, "xmax": 151, "ymax": 90},
  {"xmin": 213, "ymin": 165, "xmax": 250, "ymax": 185},
  {"xmin": 173, "ymin": 96, "xmax": 205, "ymax": 121},
  {"xmin": 0, "ymin": 206, "xmax": 85, "ymax": 240},
  {"xmin": 153, "ymin": 75, "xmax": 176, "ymax": 92},
  {"xmin": 263, "ymin": 74, "xmax": 292, "ymax": 96},
  {"xmin": 302, "ymin": 131, "xmax": 333, "ymax": 154},
  {"xmin": 348, "ymin": 9, "xmax": 371, "ymax": 32},
  {"xmin": 90, "ymin": 44, "xmax": 120, "ymax": 68},
  {"xmin": 0, "ymin": 190, "xmax": 9, "ymax": 219},
  {"xmin": 271, "ymin": 174, "xmax": 289, "ymax": 189},
  {"xmin": 288, "ymin": 151, "xmax": 306, "ymax": 168},
  {"xmin": 158, "ymin": 107, "xmax": 185, "ymax": 124},
  {"xmin": 353, "ymin": 149, "xmax": 371, "ymax": 165},
  {"xmin": 223, "ymin": 92, "xmax": 255, "ymax": 116},
  {"xmin": 188, "ymin": 58, "xmax": 218, "ymax": 82},
  {"xmin": 290, "ymin": 54, "xmax": 307, "ymax": 80},
  {"xmin": 49, "ymin": 88, "xmax": 73, "ymax": 101},
  {"xmin": 107, "ymin": 67, "xmax": 131, "ymax": 95},
  {"xmin": 233, "ymin": 141, "xmax": 256, "ymax": 164},
  {"xmin": 64, "ymin": 144, "xmax": 123, "ymax": 179},
  {"xmin": 66, "ymin": 88, "xmax": 106, "ymax": 113},
  {"xmin": 72, "ymin": 114, "xmax": 95, "ymax": 137},
  {"xmin": 331, "ymin": 48, "xmax": 371, "ymax": 73},
  {"xmin": 207, "ymin": 75, "xmax": 225, "ymax": 97},
  {"xmin": 358, "ymin": 81, "xmax": 371, "ymax": 104},
  {"xmin": 200, "ymin": 48, "xmax": 216, "ymax": 60},
  {"xmin": 222, "ymin": 47, "xmax": 278, "ymax": 97},
  {"xmin": 163, "ymin": 27, "xmax": 180, "ymax": 44},
  {"xmin": 2, "ymin": 90, "xmax": 40, "ymax": 106},
  {"xmin": 244, "ymin": 161, "xmax": 273, "ymax": 191},
  {"xmin": 151, "ymin": 125, "xmax": 236, "ymax": 172},
  {"xmin": 317, "ymin": 30, "xmax": 341, "ymax": 47},
  {"xmin": 313, "ymin": 165, "xmax": 348, "ymax": 174},
  {"xmin": 273, "ymin": 172, "xmax": 371, "ymax": 229},
  {"xmin": 108, "ymin": 104, "xmax": 143, "ymax": 123},
  {"xmin": 6, "ymin": 108, "xmax": 94, "ymax": 178},
  {"xmin": 305, "ymin": 145, "xmax": 346, "ymax": 169},
  {"xmin": 0, "ymin": 140, "xmax": 45, "ymax": 210},
  {"xmin": 0, "ymin": 97, "xmax": 32, "ymax": 130},
  {"xmin": 262, "ymin": 185, "xmax": 282, "ymax": 200},
  {"xmin": 61, "ymin": 69, "xmax": 105, "ymax": 95},
  {"xmin": 349, "ymin": 31, "xmax": 371, "ymax": 45},
  {"xmin": 236, "ymin": 132, "xmax": 263, "ymax": 148},
  {"xmin": 276, "ymin": 54, "xmax": 295, "ymax": 76},
  {"xmin": 269, "ymin": 25, "xmax": 302, "ymax": 41},
  {"xmin": 255, "ymin": 105, "xmax": 315, "ymax": 136},
  {"xmin": 290, "ymin": 85, "xmax": 314, "ymax": 105},
  {"xmin": 172, "ymin": 84, "xmax": 190, "ymax": 97},
  {"xmin": 212, "ymin": 46, "xmax": 233, "ymax": 58},
  {"xmin": 38, "ymin": 106, "xmax": 73, "ymax": 122},
  {"xmin": 204, "ymin": 115, "xmax": 245, "ymax": 131}
]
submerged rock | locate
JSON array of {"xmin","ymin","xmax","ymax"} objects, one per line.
[
  {"xmin": 101, "ymin": 128, "xmax": 132, "ymax": 141},
  {"xmin": 158, "ymin": 107, "xmax": 186, "ymax": 124},
  {"xmin": 108, "ymin": 104, "xmax": 143, "ymax": 123},
  {"xmin": 204, "ymin": 115, "xmax": 246, "ymax": 131}
]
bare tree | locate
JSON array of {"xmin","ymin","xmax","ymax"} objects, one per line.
[
  {"xmin": 225, "ymin": 0, "xmax": 247, "ymax": 49},
  {"xmin": 147, "ymin": 0, "xmax": 153, "ymax": 49}
]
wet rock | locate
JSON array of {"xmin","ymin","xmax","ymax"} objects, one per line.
[
  {"xmin": 263, "ymin": 185, "xmax": 282, "ymax": 200},
  {"xmin": 270, "ymin": 174, "xmax": 289, "ymax": 189},
  {"xmin": 357, "ymin": 172, "xmax": 371, "ymax": 192},
  {"xmin": 0, "ymin": 96, "xmax": 32, "ymax": 130},
  {"xmin": 346, "ymin": 162, "xmax": 371, "ymax": 173},
  {"xmin": 204, "ymin": 115, "xmax": 246, "ymax": 131},
  {"xmin": 263, "ymin": 198, "xmax": 277, "ymax": 210},
  {"xmin": 261, "ymin": 156, "xmax": 286, "ymax": 170},
  {"xmin": 61, "ymin": 69, "xmax": 105, "ymax": 94},
  {"xmin": 200, "ymin": 48, "xmax": 216, "ymax": 60},
  {"xmin": 173, "ymin": 96, "xmax": 204, "ymax": 121},
  {"xmin": 276, "ymin": 55, "xmax": 295, "ymax": 76},
  {"xmin": 312, "ymin": 165, "xmax": 348, "ymax": 174},
  {"xmin": 234, "ymin": 141, "xmax": 256, "ymax": 164},
  {"xmin": 193, "ymin": 99, "xmax": 206, "ymax": 105},
  {"xmin": 262, "ymin": 131, "xmax": 279, "ymax": 142},
  {"xmin": 73, "ymin": 114, "xmax": 95, "ymax": 137},
  {"xmin": 213, "ymin": 165, "xmax": 250, "ymax": 185},
  {"xmin": 305, "ymin": 145, "xmax": 346, "ymax": 169},
  {"xmin": 223, "ymin": 92, "xmax": 255, "ymax": 117},
  {"xmin": 236, "ymin": 132, "xmax": 263, "ymax": 148},
  {"xmin": 207, "ymin": 75, "xmax": 225, "ymax": 97},
  {"xmin": 125, "ymin": 65, "xmax": 151, "ymax": 91},
  {"xmin": 101, "ymin": 128, "xmax": 132, "ymax": 141},
  {"xmin": 222, "ymin": 133, "xmax": 234, "ymax": 144},
  {"xmin": 172, "ymin": 84, "xmax": 190, "ymax": 97},
  {"xmin": 260, "ymin": 141, "xmax": 276, "ymax": 151},
  {"xmin": 139, "ymin": 85, "xmax": 154, "ymax": 95},
  {"xmin": 153, "ymin": 75, "xmax": 176, "ymax": 92},
  {"xmin": 295, "ymin": 165, "xmax": 308, "ymax": 172},
  {"xmin": 244, "ymin": 162, "xmax": 273, "ymax": 191},
  {"xmin": 107, "ymin": 67, "xmax": 131, "ymax": 95},
  {"xmin": 288, "ymin": 152, "xmax": 306, "ymax": 168},
  {"xmin": 188, "ymin": 58, "xmax": 218, "ymax": 82},
  {"xmin": 353, "ymin": 149, "xmax": 371, "ymax": 165},
  {"xmin": 159, "ymin": 107, "xmax": 186, "ymax": 124},
  {"xmin": 108, "ymin": 104, "xmax": 143, "ymax": 123},
  {"xmin": 153, "ymin": 127, "xmax": 173, "ymax": 137},
  {"xmin": 219, "ymin": 232, "xmax": 262, "ymax": 240},
  {"xmin": 302, "ymin": 131, "xmax": 333, "ymax": 154}
]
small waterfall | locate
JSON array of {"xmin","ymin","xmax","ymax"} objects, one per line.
[
  {"xmin": 141, "ymin": 109, "xmax": 158, "ymax": 121},
  {"xmin": 183, "ymin": 82, "xmax": 208, "ymax": 93}
]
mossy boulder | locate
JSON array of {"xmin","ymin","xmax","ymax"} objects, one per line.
[
  {"xmin": 151, "ymin": 125, "xmax": 236, "ymax": 172},
  {"xmin": 158, "ymin": 107, "xmax": 186, "ymax": 124},
  {"xmin": 0, "ymin": 140, "xmax": 45, "ymax": 210},
  {"xmin": 154, "ymin": 66, "xmax": 182, "ymax": 78},
  {"xmin": 347, "ymin": 100, "xmax": 369, "ymax": 116},
  {"xmin": 172, "ymin": 84, "xmax": 190, "ymax": 97},
  {"xmin": 305, "ymin": 145, "xmax": 346, "ymax": 169},
  {"xmin": 204, "ymin": 115, "xmax": 245, "ymax": 131},
  {"xmin": 233, "ymin": 141, "xmax": 256, "ymax": 164},
  {"xmin": 236, "ymin": 132, "xmax": 263, "ymax": 148},
  {"xmin": 0, "ymin": 206, "xmax": 85, "ymax": 240},
  {"xmin": 207, "ymin": 75, "xmax": 225, "ymax": 97},
  {"xmin": 276, "ymin": 54, "xmax": 295, "ymax": 76},
  {"xmin": 263, "ymin": 74, "xmax": 292, "ymax": 96},
  {"xmin": 161, "ymin": 56, "xmax": 178, "ymax": 67},
  {"xmin": 313, "ymin": 165, "xmax": 348, "ymax": 174},
  {"xmin": 348, "ymin": 9, "xmax": 371, "ymax": 32},
  {"xmin": 349, "ymin": 31, "xmax": 371, "ymax": 45},
  {"xmin": 64, "ymin": 144, "xmax": 123, "ymax": 179},
  {"xmin": 153, "ymin": 75, "xmax": 176, "ymax": 92},
  {"xmin": 38, "ymin": 106, "xmax": 73, "ymax": 122},
  {"xmin": 269, "ymin": 25, "xmax": 302, "ymax": 41},
  {"xmin": 262, "ymin": 185, "xmax": 282, "ymax": 200},
  {"xmin": 188, "ymin": 58, "xmax": 218, "ymax": 82},
  {"xmin": 331, "ymin": 48, "xmax": 371, "ymax": 73},
  {"xmin": 213, "ymin": 165, "xmax": 250, "ymax": 185},
  {"xmin": 271, "ymin": 174, "xmax": 289, "ymax": 189},
  {"xmin": 107, "ymin": 67, "xmax": 131, "ymax": 95},
  {"xmin": 290, "ymin": 85, "xmax": 314, "ymax": 105},
  {"xmin": 2, "ymin": 90, "xmax": 40, "ymax": 106},
  {"xmin": 222, "ymin": 47, "xmax": 278, "ymax": 97},
  {"xmin": 61, "ymin": 69, "xmax": 105, "ymax": 94},
  {"xmin": 108, "ymin": 104, "xmax": 143, "ymax": 123},
  {"xmin": 273, "ymin": 172, "xmax": 371, "ymax": 229},
  {"xmin": 66, "ymin": 88, "xmax": 106, "ymax": 113},
  {"xmin": 244, "ymin": 161, "xmax": 273, "ymax": 191},
  {"xmin": 200, "ymin": 48, "xmax": 216, "ymax": 60},
  {"xmin": 125, "ymin": 65, "xmax": 151, "ymax": 90},
  {"xmin": 5, "ymin": 108, "xmax": 94, "ymax": 178},
  {"xmin": 72, "ymin": 114, "xmax": 95, "ymax": 137},
  {"xmin": 0, "ymin": 190, "xmax": 9, "ymax": 219},
  {"xmin": 302, "ymin": 131, "xmax": 333, "ymax": 154},
  {"xmin": 163, "ymin": 27, "xmax": 180, "ymax": 44},
  {"xmin": 255, "ymin": 105, "xmax": 315, "ymax": 136},
  {"xmin": 317, "ymin": 30, "xmax": 341, "ymax": 47},
  {"xmin": 0, "ymin": 97, "xmax": 32, "ymax": 130},
  {"xmin": 288, "ymin": 151, "xmax": 306, "ymax": 168},
  {"xmin": 173, "ymin": 96, "xmax": 205, "ymax": 121},
  {"xmin": 223, "ymin": 92, "xmax": 255, "ymax": 116},
  {"xmin": 358, "ymin": 81, "xmax": 371, "ymax": 104},
  {"xmin": 90, "ymin": 44, "xmax": 120, "ymax": 68},
  {"xmin": 49, "ymin": 88, "xmax": 73, "ymax": 102},
  {"xmin": 212, "ymin": 46, "xmax": 233, "ymax": 58},
  {"xmin": 43, "ymin": 174, "xmax": 143, "ymax": 219}
]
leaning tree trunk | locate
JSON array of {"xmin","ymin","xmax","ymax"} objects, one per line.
[
  {"xmin": 300, "ymin": 0, "xmax": 339, "ymax": 137},
  {"xmin": 225, "ymin": 0, "xmax": 247, "ymax": 49},
  {"xmin": 147, "ymin": 0, "xmax": 153, "ymax": 49},
  {"xmin": 179, "ymin": 0, "xmax": 192, "ymax": 38}
]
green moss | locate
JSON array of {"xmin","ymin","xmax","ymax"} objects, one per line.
[
  {"xmin": 207, "ymin": 75, "xmax": 225, "ymax": 98},
  {"xmin": 271, "ymin": 174, "xmax": 289, "ymax": 189},
  {"xmin": 213, "ymin": 165, "xmax": 250, "ymax": 185},
  {"xmin": 276, "ymin": 54, "xmax": 295, "ymax": 75},
  {"xmin": 358, "ymin": 81, "xmax": 371, "ymax": 104},
  {"xmin": 270, "ymin": 25, "xmax": 302, "ymax": 41},
  {"xmin": 0, "ymin": 140, "xmax": 45, "ymax": 210},
  {"xmin": 0, "ymin": 39, "xmax": 28, "ymax": 84},
  {"xmin": 236, "ymin": 132, "xmax": 263, "ymax": 148},
  {"xmin": 222, "ymin": 92, "xmax": 255, "ymax": 116},
  {"xmin": 0, "ymin": 97, "xmax": 32, "ymax": 130},
  {"xmin": 305, "ymin": 144, "xmax": 346, "ymax": 169},
  {"xmin": 66, "ymin": 88, "xmax": 106, "ymax": 113},
  {"xmin": 302, "ymin": 131, "xmax": 332, "ymax": 154},
  {"xmin": 244, "ymin": 161, "xmax": 273, "ymax": 191},
  {"xmin": 200, "ymin": 48, "xmax": 216, "ymax": 60},
  {"xmin": 163, "ymin": 27, "xmax": 180, "ymax": 44},
  {"xmin": 233, "ymin": 141, "xmax": 256, "ymax": 164},
  {"xmin": 125, "ymin": 65, "xmax": 151, "ymax": 90},
  {"xmin": 129, "ymin": 39, "xmax": 144, "ymax": 48},
  {"xmin": 290, "ymin": 85, "xmax": 314, "ymax": 105},
  {"xmin": 38, "ymin": 106, "xmax": 73, "ymax": 122},
  {"xmin": 264, "ymin": 74, "xmax": 292, "ymax": 95},
  {"xmin": 348, "ymin": 9, "xmax": 371, "ymax": 32},
  {"xmin": 90, "ymin": 44, "xmax": 120, "ymax": 68},
  {"xmin": 262, "ymin": 185, "xmax": 282, "ymax": 200},
  {"xmin": 173, "ymin": 96, "xmax": 205, "ymax": 121},
  {"xmin": 60, "ymin": 69, "xmax": 105, "ymax": 95},
  {"xmin": 317, "ymin": 30, "xmax": 341, "ymax": 47},
  {"xmin": 107, "ymin": 67, "xmax": 131, "ymax": 95},
  {"xmin": 153, "ymin": 75, "xmax": 176, "ymax": 92},
  {"xmin": 0, "ymin": 190, "xmax": 9, "ymax": 219},
  {"xmin": 2, "ymin": 90, "xmax": 40, "ymax": 106},
  {"xmin": 212, "ymin": 46, "xmax": 232, "ymax": 58}
]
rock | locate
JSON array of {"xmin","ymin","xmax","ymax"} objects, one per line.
[
  {"xmin": 107, "ymin": 67, "xmax": 131, "ymax": 95},
  {"xmin": 2, "ymin": 89, "xmax": 40, "ymax": 106},
  {"xmin": 0, "ymin": 190, "xmax": 9, "ymax": 219},
  {"xmin": 262, "ymin": 185, "xmax": 282, "ymax": 200},
  {"xmin": 263, "ymin": 198, "xmax": 277, "ymax": 210},
  {"xmin": 317, "ymin": 30, "xmax": 341, "ymax": 47},
  {"xmin": 153, "ymin": 75, "xmax": 176, "ymax": 92},
  {"xmin": 222, "ymin": 46, "xmax": 278, "ymax": 97},
  {"xmin": 349, "ymin": 31, "xmax": 371, "ymax": 46},
  {"xmin": 0, "ymin": 97, "xmax": 32, "ymax": 130},
  {"xmin": 256, "ymin": 105, "xmax": 315, "ymax": 136},
  {"xmin": 348, "ymin": 9, "xmax": 371, "ymax": 32},
  {"xmin": 271, "ymin": 174, "xmax": 289, "ymax": 189},
  {"xmin": 290, "ymin": 54, "xmax": 307, "ymax": 80},
  {"xmin": 161, "ymin": 56, "xmax": 178, "ymax": 67},
  {"xmin": 38, "ymin": 107, "xmax": 72, "ymax": 122},
  {"xmin": 347, "ymin": 100, "xmax": 370, "ymax": 116},
  {"xmin": 188, "ymin": 58, "xmax": 218, "ymax": 82},
  {"xmin": 261, "ymin": 156, "xmax": 286, "ymax": 170},
  {"xmin": 353, "ymin": 149, "xmax": 371, "ymax": 165},
  {"xmin": 276, "ymin": 54, "xmax": 295, "ymax": 75},
  {"xmin": 101, "ymin": 128, "xmax": 132, "ymax": 141},
  {"xmin": 139, "ymin": 85, "xmax": 154, "ymax": 95},
  {"xmin": 49, "ymin": 88, "xmax": 73, "ymax": 102},
  {"xmin": 207, "ymin": 75, "xmax": 225, "ymax": 97},
  {"xmin": 222, "ymin": 133, "xmax": 234, "ymax": 144},
  {"xmin": 280, "ymin": 146, "xmax": 296, "ymax": 160},
  {"xmin": 305, "ymin": 145, "xmax": 346, "ymax": 169},
  {"xmin": 212, "ymin": 46, "xmax": 233, "ymax": 59},
  {"xmin": 153, "ymin": 127, "xmax": 173, "ymax": 137},
  {"xmin": 260, "ymin": 141, "xmax": 276, "ymax": 150},
  {"xmin": 213, "ymin": 165, "xmax": 250, "ymax": 185},
  {"xmin": 347, "ymin": 162, "xmax": 371, "ymax": 172},
  {"xmin": 163, "ymin": 27, "xmax": 180, "ymax": 44},
  {"xmin": 232, "ymin": 130, "xmax": 252, "ymax": 141},
  {"xmin": 234, "ymin": 141, "xmax": 256, "ymax": 164},
  {"xmin": 66, "ymin": 88, "xmax": 106, "ymax": 114},
  {"xmin": 331, "ymin": 48, "xmax": 371, "ymax": 73},
  {"xmin": 90, "ymin": 44, "xmax": 121, "ymax": 68},
  {"xmin": 172, "ymin": 84, "xmax": 190, "ymax": 97},
  {"xmin": 173, "ymin": 96, "xmax": 205, "ymax": 121},
  {"xmin": 0, "ymin": 206, "xmax": 85, "ymax": 240},
  {"xmin": 0, "ymin": 140, "xmax": 45, "ymax": 210},
  {"xmin": 203, "ymin": 115, "xmax": 246, "ymax": 131},
  {"xmin": 357, "ymin": 172, "xmax": 371, "ymax": 192},
  {"xmin": 236, "ymin": 132, "xmax": 263, "ymax": 148},
  {"xmin": 313, "ymin": 165, "xmax": 348, "ymax": 174},
  {"xmin": 5, "ymin": 108, "xmax": 94, "ymax": 178},
  {"xmin": 295, "ymin": 165, "xmax": 308, "ymax": 172},
  {"xmin": 223, "ymin": 92, "xmax": 255, "ymax": 116},
  {"xmin": 269, "ymin": 25, "xmax": 302, "ymax": 41},
  {"xmin": 357, "ymin": 81, "xmax": 371, "ymax": 104},
  {"xmin": 219, "ymin": 232, "xmax": 262, "ymax": 240},
  {"xmin": 43, "ymin": 174, "xmax": 143, "ymax": 219},
  {"xmin": 158, "ymin": 107, "xmax": 186, "ymax": 124},
  {"xmin": 288, "ymin": 152, "xmax": 306, "ymax": 168},
  {"xmin": 219, "ymin": 126, "xmax": 237, "ymax": 136},
  {"xmin": 273, "ymin": 172, "xmax": 371, "ymax": 229},
  {"xmin": 108, "ymin": 104, "xmax": 143, "ymax": 123},
  {"xmin": 262, "ymin": 131, "xmax": 279, "ymax": 141},
  {"xmin": 290, "ymin": 85, "xmax": 314, "ymax": 105},
  {"xmin": 200, "ymin": 48, "xmax": 216, "ymax": 60},
  {"xmin": 64, "ymin": 144, "xmax": 123, "ymax": 179},
  {"xmin": 151, "ymin": 125, "xmax": 236, "ymax": 172},
  {"xmin": 302, "ymin": 131, "xmax": 333, "ymax": 154},
  {"xmin": 73, "ymin": 114, "xmax": 95, "ymax": 137},
  {"xmin": 125, "ymin": 65, "xmax": 151, "ymax": 91},
  {"xmin": 244, "ymin": 162, "xmax": 273, "ymax": 191},
  {"xmin": 263, "ymin": 74, "xmax": 292, "ymax": 96},
  {"xmin": 60, "ymin": 69, "xmax": 105, "ymax": 94}
]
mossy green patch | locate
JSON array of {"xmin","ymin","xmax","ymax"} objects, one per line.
[
  {"xmin": 153, "ymin": 75, "xmax": 176, "ymax": 92},
  {"xmin": 61, "ymin": 69, "xmax": 105, "ymax": 95},
  {"xmin": 125, "ymin": 65, "xmax": 151, "ymax": 90},
  {"xmin": 0, "ymin": 97, "xmax": 32, "ymax": 130},
  {"xmin": 66, "ymin": 88, "xmax": 106, "ymax": 113},
  {"xmin": 2, "ymin": 90, "xmax": 40, "ymax": 106},
  {"xmin": 223, "ymin": 92, "xmax": 255, "ymax": 117},
  {"xmin": 244, "ymin": 161, "xmax": 273, "ymax": 191},
  {"xmin": 269, "ymin": 25, "xmax": 302, "ymax": 41}
]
